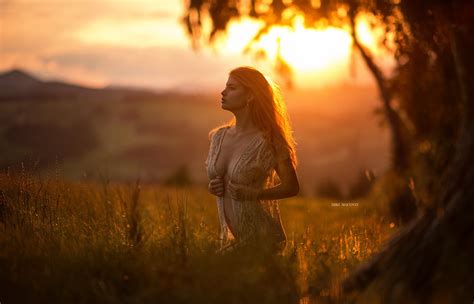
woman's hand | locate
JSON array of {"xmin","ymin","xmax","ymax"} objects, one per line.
[
  {"xmin": 228, "ymin": 181, "xmax": 260, "ymax": 201},
  {"xmin": 208, "ymin": 176, "xmax": 225, "ymax": 197}
]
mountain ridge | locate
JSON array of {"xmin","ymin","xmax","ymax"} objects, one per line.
[{"xmin": 0, "ymin": 69, "xmax": 164, "ymax": 102}]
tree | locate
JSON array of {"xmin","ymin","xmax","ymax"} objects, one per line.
[
  {"xmin": 341, "ymin": 2, "xmax": 474, "ymax": 301},
  {"xmin": 182, "ymin": 0, "xmax": 474, "ymax": 301}
]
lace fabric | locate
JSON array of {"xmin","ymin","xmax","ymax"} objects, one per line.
[{"xmin": 205, "ymin": 126, "xmax": 290, "ymax": 252}]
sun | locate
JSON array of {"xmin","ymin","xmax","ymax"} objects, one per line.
[
  {"xmin": 216, "ymin": 15, "xmax": 382, "ymax": 74},
  {"xmin": 259, "ymin": 17, "xmax": 352, "ymax": 72}
]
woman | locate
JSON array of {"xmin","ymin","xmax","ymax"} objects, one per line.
[{"xmin": 206, "ymin": 66, "xmax": 299, "ymax": 254}]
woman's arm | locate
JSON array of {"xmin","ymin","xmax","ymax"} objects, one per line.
[
  {"xmin": 257, "ymin": 157, "xmax": 299, "ymax": 200},
  {"xmin": 228, "ymin": 157, "xmax": 299, "ymax": 201}
]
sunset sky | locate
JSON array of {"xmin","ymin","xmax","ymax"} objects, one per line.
[{"xmin": 0, "ymin": 0, "xmax": 393, "ymax": 91}]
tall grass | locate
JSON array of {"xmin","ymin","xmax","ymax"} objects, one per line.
[{"xmin": 0, "ymin": 168, "xmax": 395, "ymax": 303}]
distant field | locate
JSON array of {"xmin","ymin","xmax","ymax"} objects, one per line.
[
  {"xmin": 0, "ymin": 170, "xmax": 396, "ymax": 303},
  {"xmin": 0, "ymin": 84, "xmax": 390, "ymax": 195}
]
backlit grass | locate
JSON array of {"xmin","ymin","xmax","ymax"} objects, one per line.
[{"xmin": 0, "ymin": 168, "xmax": 395, "ymax": 303}]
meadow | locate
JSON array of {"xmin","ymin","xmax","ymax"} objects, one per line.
[
  {"xmin": 0, "ymin": 77, "xmax": 395, "ymax": 302},
  {"xmin": 0, "ymin": 167, "xmax": 396, "ymax": 303}
]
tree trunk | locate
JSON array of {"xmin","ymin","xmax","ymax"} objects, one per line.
[
  {"xmin": 341, "ymin": 13, "xmax": 474, "ymax": 302},
  {"xmin": 349, "ymin": 12, "xmax": 408, "ymax": 173},
  {"xmin": 349, "ymin": 10, "xmax": 417, "ymax": 224}
]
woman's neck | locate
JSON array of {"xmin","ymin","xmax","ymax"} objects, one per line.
[{"xmin": 232, "ymin": 108, "xmax": 258, "ymax": 134}]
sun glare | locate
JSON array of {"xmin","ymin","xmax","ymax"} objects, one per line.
[
  {"xmin": 261, "ymin": 17, "xmax": 352, "ymax": 72},
  {"xmin": 217, "ymin": 15, "xmax": 384, "ymax": 74}
]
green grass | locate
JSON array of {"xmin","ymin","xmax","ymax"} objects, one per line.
[{"xmin": 0, "ymin": 168, "xmax": 396, "ymax": 303}]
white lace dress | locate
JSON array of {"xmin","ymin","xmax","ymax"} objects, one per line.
[{"xmin": 205, "ymin": 126, "xmax": 289, "ymax": 252}]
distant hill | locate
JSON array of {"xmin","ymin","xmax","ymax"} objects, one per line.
[
  {"xmin": 0, "ymin": 69, "xmax": 164, "ymax": 102},
  {"xmin": 0, "ymin": 69, "xmax": 41, "ymax": 88}
]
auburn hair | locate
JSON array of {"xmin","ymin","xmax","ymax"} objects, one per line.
[{"xmin": 211, "ymin": 66, "xmax": 297, "ymax": 167}]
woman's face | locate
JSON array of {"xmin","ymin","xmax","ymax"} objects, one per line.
[{"xmin": 220, "ymin": 75, "xmax": 249, "ymax": 112}]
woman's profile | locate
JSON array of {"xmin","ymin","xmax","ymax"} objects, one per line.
[{"xmin": 205, "ymin": 66, "xmax": 299, "ymax": 254}]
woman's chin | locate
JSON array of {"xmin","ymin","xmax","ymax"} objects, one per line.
[{"xmin": 221, "ymin": 102, "xmax": 243, "ymax": 112}]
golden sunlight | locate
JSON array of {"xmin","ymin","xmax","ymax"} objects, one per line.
[{"xmin": 216, "ymin": 15, "xmax": 384, "ymax": 74}]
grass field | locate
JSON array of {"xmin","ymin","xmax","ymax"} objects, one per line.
[{"xmin": 0, "ymin": 168, "xmax": 396, "ymax": 303}]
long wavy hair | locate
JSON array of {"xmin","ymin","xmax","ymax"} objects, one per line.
[{"xmin": 212, "ymin": 66, "xmax": 297, "ymax": 167}]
